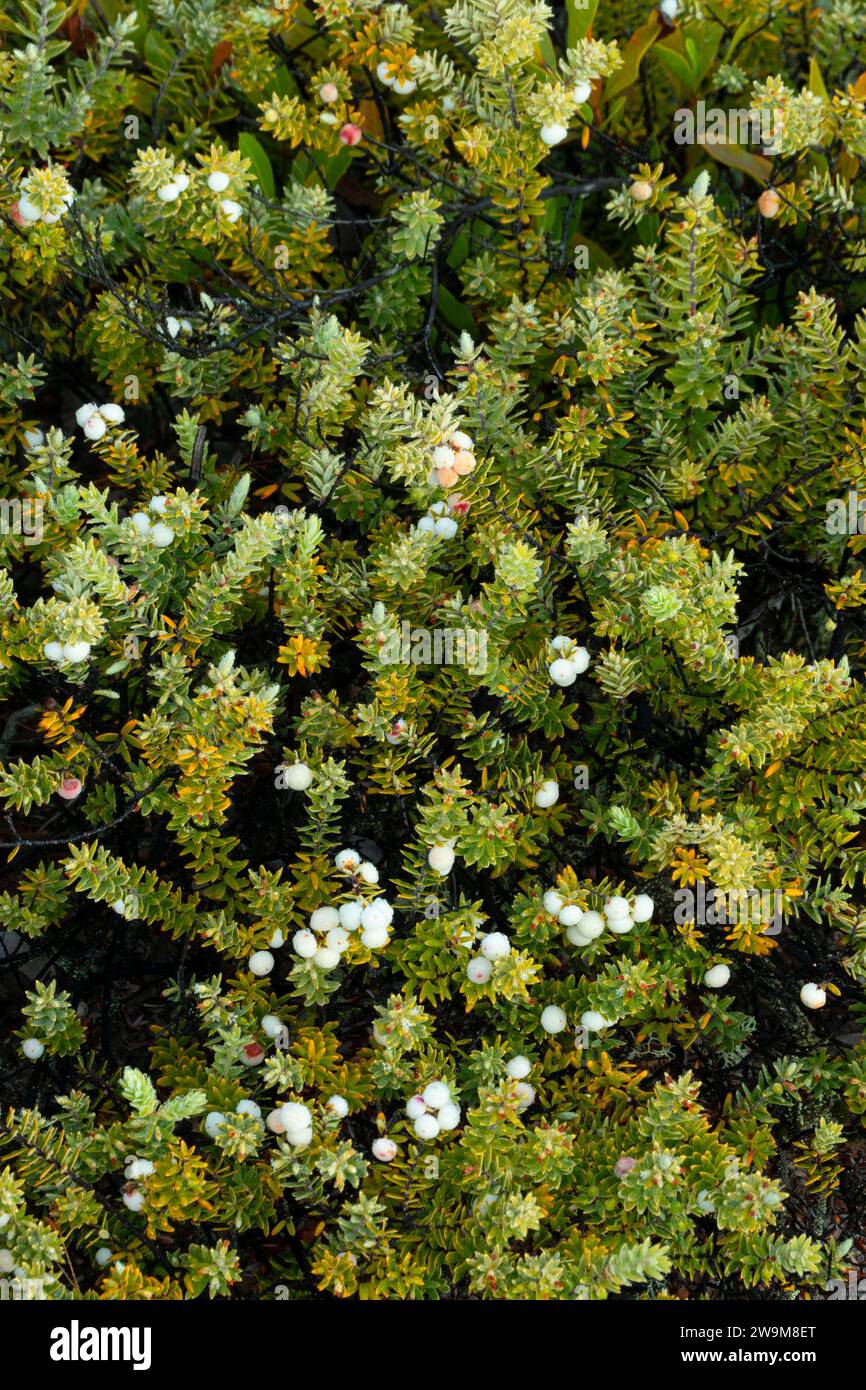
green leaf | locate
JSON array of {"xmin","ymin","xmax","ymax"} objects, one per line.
[
  {"xmin": 654, "ymin": 45, "xmax": 696, "ymax": 94},
  {"xmin": 606, "ymin": 19, "xmax": 661, "ymax": 101},
  {"xmin": 808, "ymin": 57, "xmax": 828, "ymax": 100},
  {"xmin": 437, "ymin": 286, "xmax": 475, "ymax": 335},
  {"xmin": 704, "ymin": 141, "xmax": 772, "ymax": 186},
  {"xmin": 144, "ymin": 28, "xmax": 174, "ymax": 74},
  {"xmin": 119, "ymin": 1066, "xmax": 158, "ymax": 1116},
  {"xmin": 238, "ymin": 133, "xmax": 275, "ymax": 199},
  {"xmin": 568, "ymin": 0, "xmax": 600, "ymax": 45}
]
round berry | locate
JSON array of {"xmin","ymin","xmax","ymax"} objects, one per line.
[
  {"xmin": 704, "ymin": 964, "xmax": 731, "ymax": 989},
  {"xmin": 414, "ymin": 1113, "xmax": 440, "ymax": 1140},
  {"xmin": 540, "ymin": 1005, "xmax": 567, "ymax": 1034},
  {"xmin": 800, "ymin": 982, "xmax": 826, "ymax": 1010},
  {"xmin": 467, "ymin": 956, "xmax": 492, "ymax": 984},
  {"xmin": 372, "ymin": 1137, "xmax": 397, "ymax": 1161}
]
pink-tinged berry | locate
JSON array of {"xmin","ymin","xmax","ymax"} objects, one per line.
[
  {"xmin": 58, "ymin": 776, "xmax": 83, "ymax": 801},
  {"xmin": 614, "ymin": 1156, "xmax": 636, "ymax": 1178},
  {"xmin": 339, "ymin": 123, "xmax": 363, "ymax": 147}
]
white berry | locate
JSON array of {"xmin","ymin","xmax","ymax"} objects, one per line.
[
  {"xmin": 293, "ymin": 929, "xmax": 318, "ymax": 959},
  {"xmin": 540, "ymin": 122, "xmax": 568, "ymax": 146},
  {"xmin": 549, "ymin": 658, "xmax": 577, "ymax": 686},
  {"xmin": 284, "ymin": 762, "xmax": 314, "ymax": 791},
  {"xmin": 372, "ymin": 1137, "xmax": 397, "ymax": 1161},
  {"xmin": 311, "ymin": 905, "xmax": 340, "ymax": 932},
  {"xmin": 632, "ymin": 894, "xmax": 654, "ymax": 923},
  {"xmin": 313, "ymin": 946, "xmax": 340, "ymax": 971},
  {"xmin": 427, "ymin": 843, "xmax": 455, "ymax": 876},
  {"xmin": 422, "ymin": 1080, "xmax": 450, "ymax": 1110},
  {"xmin": 414, "ymin": 1113, "xmax": 440, "ymax": 1140},
  {"xmin": 534, "ymin": 779, "xmax": 559, "ymax": 808},
  {"xmin": 704, "ymin": 964, "xmax": 731, "ymax": 989},
  {"xmin": 580, "ymin": 1010, "xmax": 611, "ymax": 1032},
  {"xmin": 577, "ymin": 910, "xmax": 605, "ymax": 940},
  {"xmin": 204, "ymin": 1111, "xmax": 226, "ymax": 1139},
  {"xmin": 480, "ymin": 931, "xmax": 510, "ymax": 962},
  {"xmin": 540, "ymin": 1005, "xmax": 567, "ymax": 1034},
  {"xmin": 800, "ymin": 982, "xmax": 826, "ymax": 1010}
]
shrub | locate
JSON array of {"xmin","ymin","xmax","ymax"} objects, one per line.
[{"xmin": 1, "ymin": 0, "xmax": 866, "ymax": 1302}]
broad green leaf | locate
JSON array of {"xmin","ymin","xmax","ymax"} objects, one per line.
[
  {"xmin": 568, "ymin": 0, "xmax": 600, "ymax": 45},
  {"xmin": 239, "ymin": 133, "xmax": 276, "ymax": 199},
  {"xmin": 606, "ymin": 19, "xmax": 661, "ymax": 101},
  {"xmin": 654, "ymin": 45, "xmax": 695, "ymax": 94},
  {"xmin": 704, "ymin": 141, "xmax": 772, "ymax": 185},
  {"xmin": 144, "ymin": 27, "xmax": 174, "ymax": 73},
  {"xmin": 808, "ymin": 57, "xmax": 828, "ymax": 100},
  {"xmin": 437, "ymin": 286, "xmax": 475, "ymax": 335}
]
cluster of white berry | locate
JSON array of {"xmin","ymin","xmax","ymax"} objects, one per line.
[
  {"xmin": 291, "ymin": 859, "xmax": 395, "ymax": 967},
  {"xmin": 157, "ymin": 170, "xmax": 190, "ymax": 203},
  {"xmin": 75, "ymin": 401, "xmax": 125, "ymax": 441},
  {"xmin": 505, "ymin": 1053, "xmax": 536, "ymax": 1110},
  {"xmin": 429, "ymin": 430, "xmax": 476, "ymax": 489},
  {"xmin": 121, "ymin": 1154, "xmax": 155, "ymax": 1212},
  {"xmin": 540, "ymin": 1003, "xmax": 615, "ymax": 1035},
  {"xmin": 416, "ymin": 500, "xmax": 459, "ymax": 540},
  {"xmin": 376, "ymin": 59, "xmax": 418, "ymax": 96},
  {"xmin": 466, "ymin": 930, "xmax": 510, "ymax": 983},
  {"xmin": 16, "ymin": 172, "xmax": 75, "ymax": 224},
  {"xmin": 405, "ymin": 1079, "xmax": 460, "ymax": 1138},
  {"xmin": 543, "ymin": 888, "xmax": 654, "ymax": 945},
  {"xmin": 130, "ymin": 496, "xmax": 175, "ymax": 548},
  {"xmin": 21, "ymin": 1036, "xmax": 44, "ymax": 1060},
  {"xmin": 539, "ymin": 80, "xmax": 593, "ymax": 147},
  {"xmin": 165, "ymin": 315, "xmax": 192, "ymax": 339},
  {"xmin": 43, "ymin": 637, "xmax": 92, "ymax": 666},
  {"xmin": 547, "ymin": 635, "xmax": 591, "ymax": 687},
  {"xmin": 335, "ymin": 846, "xmax": 381, "ymax": 885},
  {"xmin": 264, "ymin": 1101, "xmax": 314, "ymax": 1147},
  {"xmin": 203, "ymin": 1099, "xmax": 263, "ymax": 1145},
  {"xmin": 248, "ymin": 920, "xmax": 292, "ymax": 977}
]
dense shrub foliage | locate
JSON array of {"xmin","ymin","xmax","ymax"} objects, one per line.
[{"xmin": 3, "ymin": 0, "xmax": 866, "ymax": 1302}]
